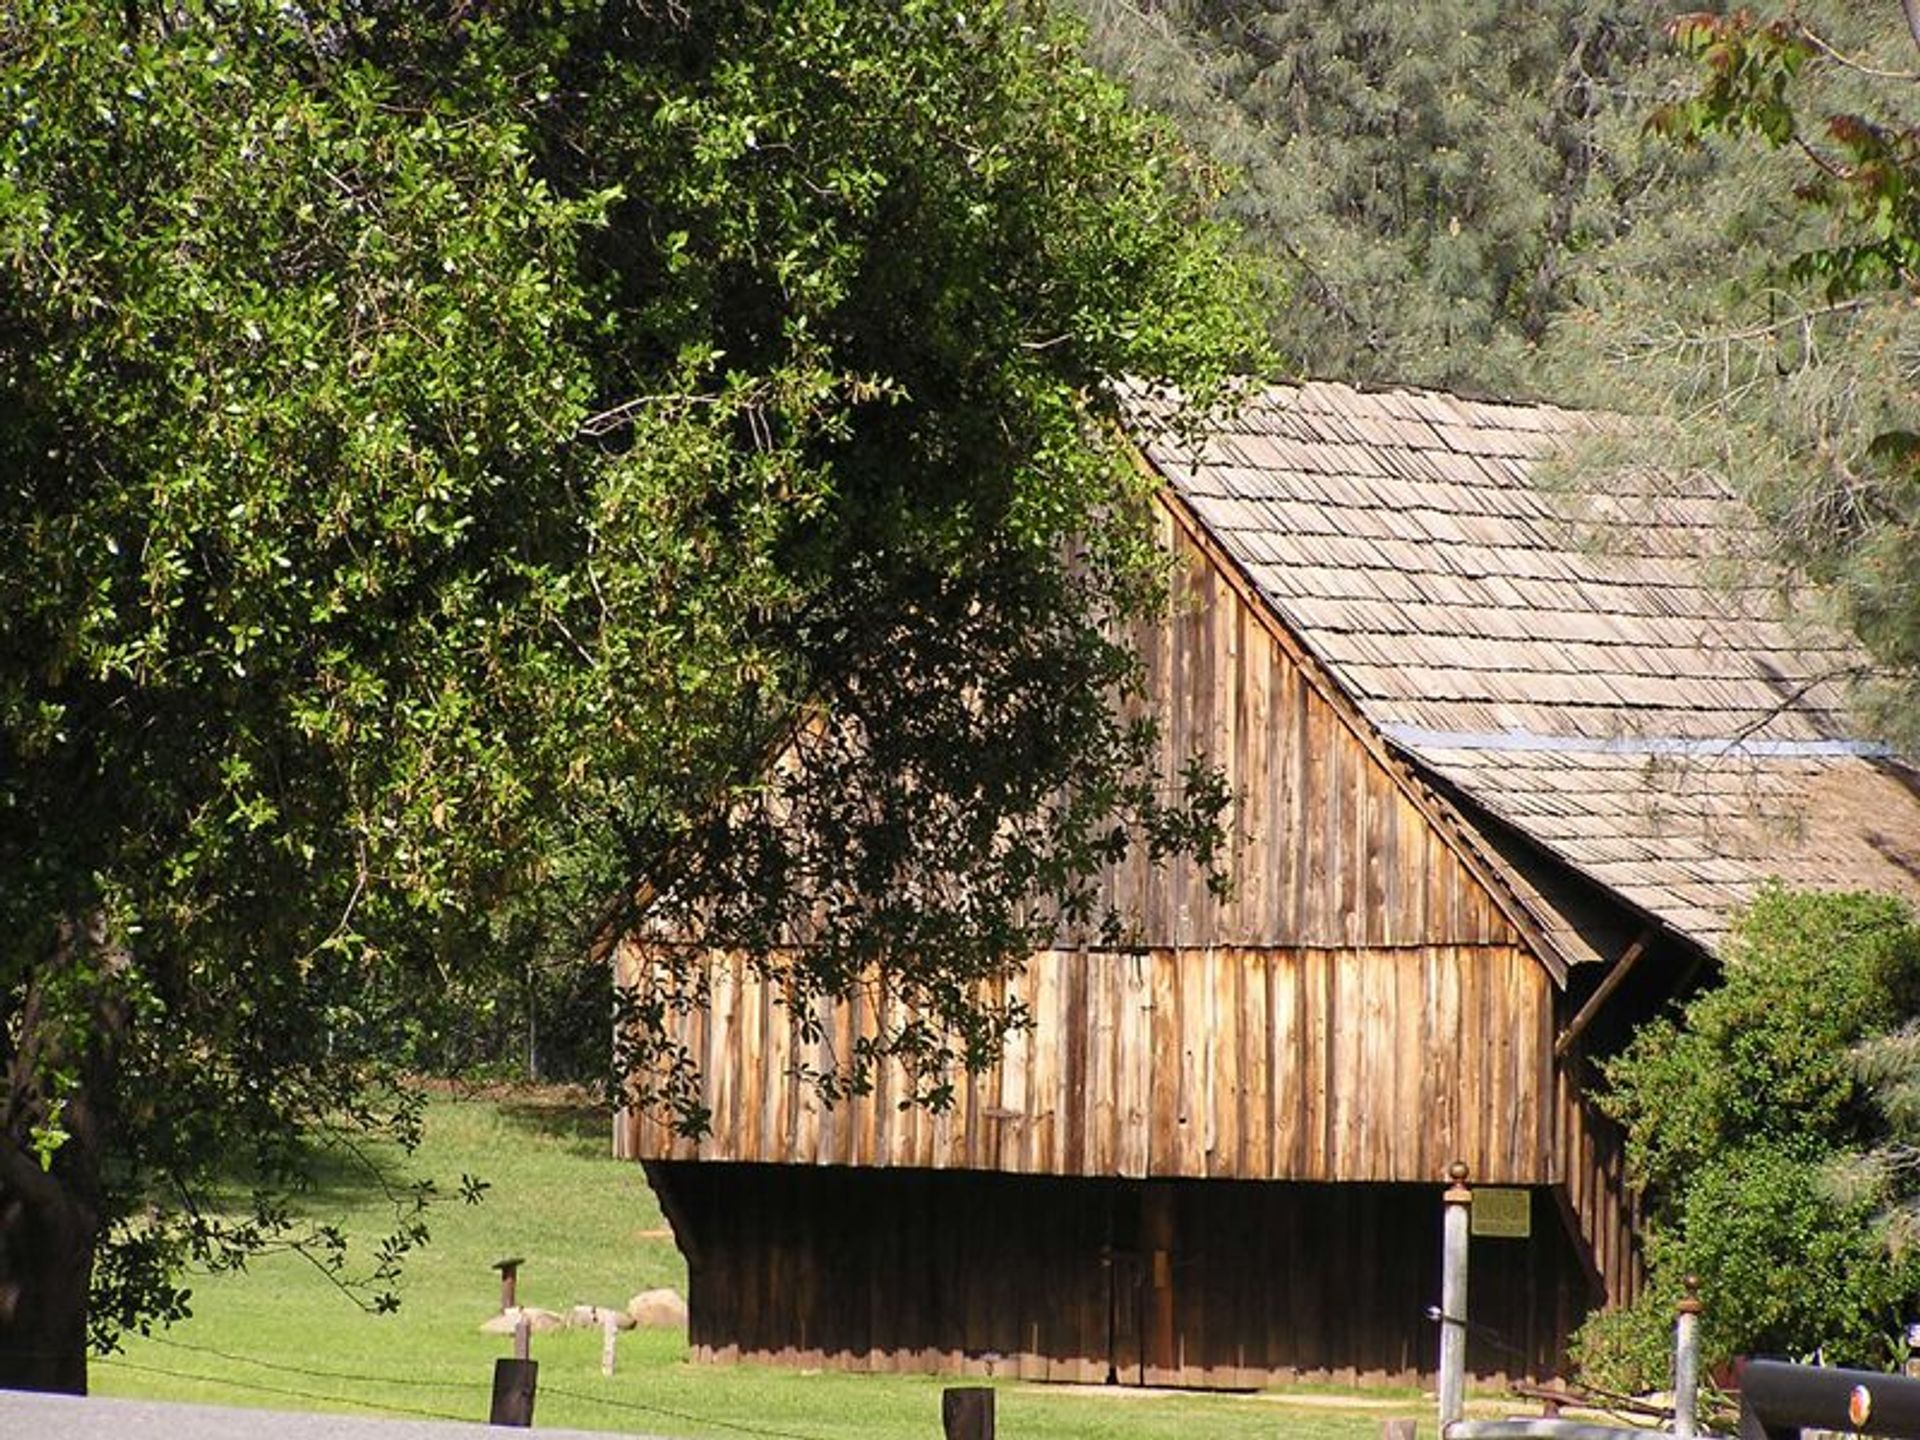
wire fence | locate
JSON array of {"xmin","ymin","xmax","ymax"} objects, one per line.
[
  {"xmin": 542, "ymin": 1381, "xmax": 837, "ymax": 1440},
  {"xmin": 94, "ymin": 1352, "xmax": 475, "ymax": 1426},
  {"xmin": 90, "ymin": 1331, "xmax": 841, "ymax": 1440},
  {"xmin": 140, "ymin": 1332, "xmax": 482, "ymax": 1391}
]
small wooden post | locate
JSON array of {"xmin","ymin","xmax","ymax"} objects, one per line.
[
  {"xmin": 1438, "ymin": 1161, "xmax": 1472, "ymax": 1435},
  {"xmin": 601, "ymin": 1312, "xmax": 619, "ymax": 1377},
  {"xmin": 485, "ymin": 1264, "xmax": 537, "ymax": 1426},
  {"xmin": 490, "ymin": 1356, "xmax": 537, "ymax": 1427},
  {"xmin": 943, "ymin": 1386, "xmax": 995, "ymax": 1440},
  {"xmin": 1382, "ymin": 1418, "xmax": 1418, "ymax": 1440},
  {"xmin": 493, "ymin": 1256, "xmax": 526, "ymax": 1313},
  {"xmin": 1674, "ymin": 1276, "xmax": 1703, "ymax": 1440}
]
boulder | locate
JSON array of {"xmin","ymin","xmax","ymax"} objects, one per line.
[
  {"xmin": 570, "ymin": 1303, "xmax": 636, "ymax": 1331},
  {"xmin": 627, "ymin": 1287, "xmax": 688, "ymax": 1329},
  {"xmin": 479, "ymin": 1305, "xmax": 566, "ymax": 1336}
]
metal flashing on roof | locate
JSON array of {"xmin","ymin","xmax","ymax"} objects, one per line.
[{"xmin": 1380, "ymin": 724, "xmax": 1898, "ymax": 761}]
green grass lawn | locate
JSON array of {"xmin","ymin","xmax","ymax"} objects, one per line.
[{"xmin": 93, "ymin": 1090, "xmax": 1423, "ymax": 1439}]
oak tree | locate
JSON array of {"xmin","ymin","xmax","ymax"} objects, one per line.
[{"xmin": 0, "ymin": 0, "xmax": 1261, "ymax": 1390}]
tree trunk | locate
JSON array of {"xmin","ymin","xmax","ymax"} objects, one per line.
[
  {"xmin": 0, "ymin": 1143, "xmax": 96, "ymax": 1393},
  {"xmin": 0, "ymin": 914, "xmax": 126, "ymax": 1394}
]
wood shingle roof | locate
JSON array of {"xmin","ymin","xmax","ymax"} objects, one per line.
[{"xmin": 1128, "ymin": 379, "xmax": 1920, "ymax": 960}]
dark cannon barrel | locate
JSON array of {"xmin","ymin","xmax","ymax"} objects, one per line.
[{"xmin": 1741, "ymin": 1358, "xmax": 1920, "ymax": 1440}]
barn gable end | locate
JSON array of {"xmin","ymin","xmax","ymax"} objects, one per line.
[
  {"xmin": 1090, "ymin": 492, "xmax": 1545, "ymax": 961},
  {"xmin": 620, "ymin": 498, "xmax": 1567, "ymax": 1189}
]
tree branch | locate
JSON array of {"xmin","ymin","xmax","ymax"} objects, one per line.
[
  {"xmin": 0, "ymin": 1136, "xmax": 65, "ymax": 1216},
  {"xmin": 1798, "ymin": 23, "xmax": 1920, "ymax": 79}
]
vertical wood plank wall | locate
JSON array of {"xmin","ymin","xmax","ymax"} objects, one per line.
[
  {"xmin": 615, "ymin": 497, "xmax": 1647, "ymax": 1381},
  {"xmin": 1073, "ymin": 505, "xmax": 1519, "ymax": 951},
  {"xmin": 653, "ymin": 1162, "xmax": 1588, "ymax": 1387},
  {"xmin": 1553, "ymin": 1036, "xmax": 1645, "ymax": 1308},
  {"xmin": 620, "ymin": 941, "xmax": 1557, "ymax": 1186}
]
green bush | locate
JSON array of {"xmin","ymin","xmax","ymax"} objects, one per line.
[{"xmin": 1576, "ymin": 886, "xmax": 1920, "ymax": 1389}]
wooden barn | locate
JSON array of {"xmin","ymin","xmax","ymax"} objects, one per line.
[{"xmin": 615, "ymin": 381, "xmax": 1920, "ymax": 1388}]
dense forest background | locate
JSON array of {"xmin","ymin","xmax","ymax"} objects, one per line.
[
  {"xmin": 1063, "ymin": 0, "xmax": 1907, "ymax": 399},
  {"xmin": 1065, "ymin": 0, "xmax": 1920, "ymax": 747}
]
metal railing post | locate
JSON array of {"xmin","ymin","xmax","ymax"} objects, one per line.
[
  {"xmin": 1674, "ymin": 1275, "xmax": 1702, "ymax": 1440},
  {"xmin": 1439, "ymin": 1161, "xmax": 1472, "ymax": 1433}
]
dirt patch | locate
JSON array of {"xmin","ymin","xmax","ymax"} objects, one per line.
[{"xmin": 412, "ymin": 1076, "xmax": 602, "ymax": 1107}]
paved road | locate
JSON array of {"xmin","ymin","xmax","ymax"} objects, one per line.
[{"xmin": 0, "ymin": 1389, "xmax": 662, "ymax": 1438}]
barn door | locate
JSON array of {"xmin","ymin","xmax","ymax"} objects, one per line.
[
  {"xmin": 1139, "ymin": 1183, "xmax": 1179, "ymax": 1382},
  {"xmin": 1106, "ymin": 1182, "xmax": 1178, "ymax": 1385},
  {"xmin": 1106, "ymin": 1244, "xmax": 1144, "ymax": 1384}
]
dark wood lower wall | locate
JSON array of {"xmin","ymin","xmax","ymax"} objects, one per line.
[{"xmin": 646, "ymin": 1161, "xmax": 1596, "ymax": 1388}]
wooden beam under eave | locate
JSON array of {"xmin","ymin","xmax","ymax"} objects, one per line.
[{"xmin": 1553, "ymin": 930, "xmax": 1651, "ymax": 1060}]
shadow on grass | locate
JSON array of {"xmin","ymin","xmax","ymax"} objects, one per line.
[
  {"xmin": 494, "ymin": 1092, "xmax": 615, "ymax": 1161},
  {"xmin": 207, "ymin": 1131, "xmax": 423, "ymax": 1211}
]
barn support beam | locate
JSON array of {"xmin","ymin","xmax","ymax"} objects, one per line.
[{"xmin": 1554, "ymin": 931, "xmax": 1651, "ymax": 1060}]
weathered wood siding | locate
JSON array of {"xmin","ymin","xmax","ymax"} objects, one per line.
[
  {"xmin": 614, "ymin": 491, "xmax": 1646, "ymax": 1378},
  {"xmin": 619, "ymin": 941, "xmax": 1557, "ymax": 1185},
  {"xmin": 1554, "ymin": 1037, "xmax": 1645, "ymax": 1308},
  {"xmin": 653, "ymin": 1161, "xmax": 1589, "ymax": 1387},
  {"xmin": 1080, "ymin": 502, "xmax": 1525, "ymax": 952}
]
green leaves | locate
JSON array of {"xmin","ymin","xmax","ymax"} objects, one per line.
[
  {"xmin": 1651, "ymin": 10, "xmax": 1920, "ymax": 303},
  {"xmin": 1, "ymin": 0, "xmax": 1262, "ymax": 1357},
  {"xmin": 1653, "ymin": 12, "xmax": 1808, "ymax": 149},
  {"xmin": 28, "ymin": 1094, "xmax": 70, "ymax": 1172},
  {"xmin": 1580, "ymin": 889, "xmax": 1920, "ymax": 1385}
]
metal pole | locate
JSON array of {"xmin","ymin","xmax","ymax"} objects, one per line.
[
  {"xmin": 1674, "ymin": 1275, "xmax": 1702, "ymax": 1440},
  {"xmin": 1439, "ymin": 1161, "xmax": 1471, "ymax": 1434},
  {"xmin": 1738, "ymin": 1357, "xmax": 1920, "ymax": 1440}
]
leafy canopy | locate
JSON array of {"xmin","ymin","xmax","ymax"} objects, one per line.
[{"xmin": 0, "ymin": 0, "xmax": 1264, "ymax": 1359}]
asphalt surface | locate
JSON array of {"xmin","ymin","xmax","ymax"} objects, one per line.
[{"xmin": 0, "ymin": 1389, "xmax": 659, "ymax": 1438}]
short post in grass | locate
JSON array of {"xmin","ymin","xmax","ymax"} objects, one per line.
[
  {"xmin": 490, "ymin": 1314, "xmax": 538, "ymax": 1427},
  {"xmin": 601, "ymin": 1311, "xmax": 619, "ymax": 1377},
  {"xmin": 493, "ymin": 1256, "xmax": 526, "ymax": 1313},
  {"xmin": 1437, "ymin": 1161, "xmax": 1471, "ymax": 1434},
  {"xmin": 943, "ymin": 1386, "xmax": 994, "ymax": 1440}
]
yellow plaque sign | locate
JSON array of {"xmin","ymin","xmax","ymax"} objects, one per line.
[{"xmin": 1471, "ymin": 1187, "xmax": 1531, "ymax": 1239}]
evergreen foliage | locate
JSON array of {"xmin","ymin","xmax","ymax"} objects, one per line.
[
  {"xmin": 1066, "ymin": 0, "xmax": 1699, "ymax": 394},
  {"xmin": 1555, "ymin": 6, "xmax": 1920, "ymax": 744},
  {"xmin": 0, "ymin": 0, "xmax": 1264, "ymax": 1388},
  {"xmin": 1067, "ymin": 0, "xmax": 1920, "ymax": 734}
]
